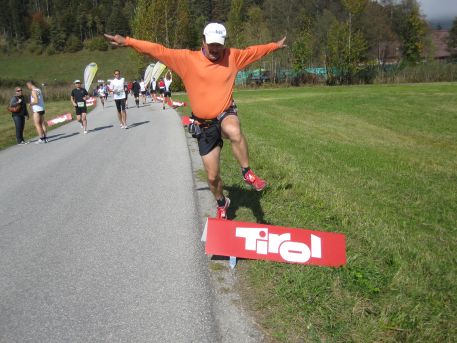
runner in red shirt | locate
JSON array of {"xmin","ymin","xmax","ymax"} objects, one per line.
[{"xmin": 105, "ymin": 24, "xmax": 286, "ymax": 219}]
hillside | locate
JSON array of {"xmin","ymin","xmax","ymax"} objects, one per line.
[{"xmin": 0, "ymin": 48, "xmax": 145, "ymax": 84}]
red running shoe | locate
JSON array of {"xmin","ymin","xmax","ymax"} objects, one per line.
[
  {"xmin": 243, "ymin": 169, "xmax": 267, "ymax": 191},
  {"xmin": 216, "ymin": 197, "xmax": 231, "ymax": 220}
]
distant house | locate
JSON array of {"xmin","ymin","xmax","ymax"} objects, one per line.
[
  {"xmin": 377, "ymin": 41, "xmax": 401, "ymax": 64},
  {"xmin": 430, "ymin": 30, "xmax": 456, "ymax": 61}
]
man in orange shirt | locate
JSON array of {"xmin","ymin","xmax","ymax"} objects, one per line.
[{"xmin": 105, "ymin": 23, "xmax": 286, "ymax": 219}]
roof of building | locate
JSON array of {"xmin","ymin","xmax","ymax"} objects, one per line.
[{"xmin": 430, "ymin": 30, "xmax": 456, "ymax": 59}]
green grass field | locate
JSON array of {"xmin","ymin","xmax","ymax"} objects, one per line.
[
  {"xmin": 0, "ymin": 48, "xmax": 139, "ymax": 83},
  {"xmin": 177, "ymin": 84, "xmax": 457, "ymax": 342},
  {"xmin": 1, "ymin": 101, "xmax": 85, "ymax": 148}
]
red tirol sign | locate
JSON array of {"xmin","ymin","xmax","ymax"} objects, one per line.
[
  {"xmin": 204, "ymin": 218, "xmax": 346, "ymax": 267},
  {"xmin": 47, "ymin": 113, "xmax": 72, "ymax": 127}
]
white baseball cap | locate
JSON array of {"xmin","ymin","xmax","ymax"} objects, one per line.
[
  {"xmin": 74, "ymin": 80, "xmax": 81, "ymax": 84},
  {"xmin": 203, "ymin": 23, "xmax": 227, "ymax": 45}
]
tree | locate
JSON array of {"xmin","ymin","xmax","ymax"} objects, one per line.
[
  {"xmin": 391, "ymin": 0, "xmax": 427, "ymax": 64},
  {"xmin": 326, "ymin": 20, "xmax": 367, "ymax": 84},
  {"xmin": 292, "ymin": 17, "xmax": 313, "ymax": 71},
  {"xmin": 448, "ymin": 17, "xmax": 457, "ymax": 53},
  {"xmin": 49, "ymin": 17, "xmax": 66, "ymax": 52},
  {"xmin": 356, "ymin": 1, "xmax": 397, "ymax": 63},
  {"xmin": 30, "ymin": 12, "xmax": 49, "ymax": 46},
  {"xmin": 65, "ymin": 34, "xmax": 83, "ymax": 52},
  {"xmin": 175, "ymin": 0, "xmax": 193, "ymax": 48},
  {"xmin": 227, "ymin": 0, "xmax": 244, "ymax": 48},
  {"xmin": 342, "ymin": 0, "xmax": 367, "ymax": 61},
  {"xmin": 106, "ymin": 0, "xmax": 130, "ymax": 36}
]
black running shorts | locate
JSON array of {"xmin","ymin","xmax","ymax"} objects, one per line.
[
  {"xmin": 115, "ymin": 99, "xmax": 126, "ymax": 112},
  {"xmin": 197, "ymin": 123, "xmax": 224, "ymax": 156},
  {"xmin": 195, "ymin": 108, "xmax": 238, "ymax": 156},
  {"xmin": 75, "ymin": 106, "xmax": 87, "ymax": 116}
]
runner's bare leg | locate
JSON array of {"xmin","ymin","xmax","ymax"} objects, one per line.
[
  {"xmin": 221, "ymin": 115, "xmax": 249, "ymax": 169},
  {"xmin": 201, "ymin": 146, "xmax": 224, "ymax": 200}
]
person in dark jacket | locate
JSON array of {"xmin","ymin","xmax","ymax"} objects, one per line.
[{"xmin": 9, "ymin": 87, "xmax": 29, "ymax": 144}]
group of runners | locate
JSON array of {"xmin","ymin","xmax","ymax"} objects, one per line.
[{"xmin": 9, "ymin": 22, "xmax": 286, "ymax": 219}]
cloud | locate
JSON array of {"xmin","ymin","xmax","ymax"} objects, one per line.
[{"xmin": 419, "ymin": 0, "xmax": 457, "ymax": 20}]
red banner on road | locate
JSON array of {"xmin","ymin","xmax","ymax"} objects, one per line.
[
  {"xmin": 204, "ymin": 218, "xmax": 346, "ymax": 267},
  {"xmin": 47, "ymin": 113, "xmax": 72, "ymax": 127},
  {"xmin": 86, "ymin": 97, "xmax": 96, "ymax": 107},
  {"xmin": 156, "ymin": 96, "xmax": 187, "ymax": 108}
]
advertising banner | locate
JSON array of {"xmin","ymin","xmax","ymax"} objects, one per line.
[
  {"xmin": 204, "ymin": 218, "xmax": 346, "ymax": 267},
  {"xmin": 47, "ymin": 113, "xmax": 72, "ymax": 127},
  {"xmin": 84, "ymin": 62, "xmax": 98, "ymax": 92}
]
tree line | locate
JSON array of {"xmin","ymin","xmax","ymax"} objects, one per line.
[
  {"xmin": 2, "ymin": 0, "xmax": 457, "ymax": 85},
  {"xmin": 1, "ymin": 0, "xmax": 135, "ymax": 54}
]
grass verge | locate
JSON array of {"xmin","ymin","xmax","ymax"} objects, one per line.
[
  {"xmin": 1, "ymin": 100, "xmax": 88, "ymax": 149},
  {"xmin": 181, "ymin": 83, "xmax": 457, "ymax": 342}
]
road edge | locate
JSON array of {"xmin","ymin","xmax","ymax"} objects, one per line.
[{"xmin": 181, "ymin": 118, "xmax": 265, "ymax": 343}]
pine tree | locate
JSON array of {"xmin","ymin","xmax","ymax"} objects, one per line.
[
  {"xmin": 448, "ymin": 17, "xmax": 457, "ymax": 53},
  {"xmin": 227, "ymin": 0, "xmax": 244, "ymax": 48}
]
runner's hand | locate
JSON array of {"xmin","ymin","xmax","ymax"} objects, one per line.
[
  {"xmin": 104, "ymin": 34, "xmax": 126, "ymax": 47},
  {"xmin": 276, "ymin": 36, "xmax": 287, "ymax": 49}
]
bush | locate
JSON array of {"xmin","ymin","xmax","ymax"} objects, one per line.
[
  {"xmin": 45, "ymin": 45, "xmax": 57, "ymax": 55},
  {"xmin": 65, "ymin": 35, "xmax": 83, "ymax": 53},
  {"xmin": 27, "ymin": 41, "xmax": 44, "ymax": 55},
  {"xmin": 375, "ymin": 61, "xmax": 457, "ymax": 83},
  {"xmin": 83, "ymin": 36, "xmax": 109, "ymax": 51}
]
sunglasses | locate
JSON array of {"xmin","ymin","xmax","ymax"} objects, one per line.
[{"xmin": 16, "ymin": 89, "xmax": 22, "ymax": 92}]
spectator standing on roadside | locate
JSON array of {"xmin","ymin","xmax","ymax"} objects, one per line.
[{"xmin": 8, "ymin": 87, "xmax": 29, "ymax": 145}]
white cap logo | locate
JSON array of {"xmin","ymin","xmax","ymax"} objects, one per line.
[{"xmin": 203, "ymin": 23, "xmax": 227, "ymax": 45}]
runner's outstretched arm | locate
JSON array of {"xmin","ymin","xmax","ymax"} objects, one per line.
[
  {"xmin": 104, "ymin": 34, "xmax": 126, "ymax": 47},
  {"xmin": 276, "ymin": 36, "xmax": 287, "ymax": 49}
]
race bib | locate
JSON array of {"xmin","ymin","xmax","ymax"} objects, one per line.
[{"xmin": 77, "ymin": 102, "xmax": 85, "ymax": 108}]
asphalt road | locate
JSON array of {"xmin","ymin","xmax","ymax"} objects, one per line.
[{"xmin": 0, "ymin": 97, "xmax": 260, "ymax": 342}]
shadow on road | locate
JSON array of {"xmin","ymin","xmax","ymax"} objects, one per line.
[
  {"xmin": 49, "ymin": 132, "xmax": 79, "ymax": 142},
  {"xmin": 90, "ymin": 125, "xmax": 113, "ymax": 132},
  {"xmin": 45, "ymin": 133, "xmax": 64, "ymax": 140},
  {"xmin": 128, "ymin": 121, "xmax": 150, "ymax": 129}
]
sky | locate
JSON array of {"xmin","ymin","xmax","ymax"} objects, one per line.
[{"xmin": 419, "ymin": 0, "xmax": 457, "ymax": 21}]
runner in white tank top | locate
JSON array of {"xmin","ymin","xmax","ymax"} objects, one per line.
[{"xmin": 26, "ymin": 81, "xmax": 47, "ymax": 143}]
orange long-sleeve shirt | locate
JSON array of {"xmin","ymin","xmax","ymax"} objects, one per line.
[{"xmin": 126, "ymin": 37, "xmax": 280, "ymax": 119}]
